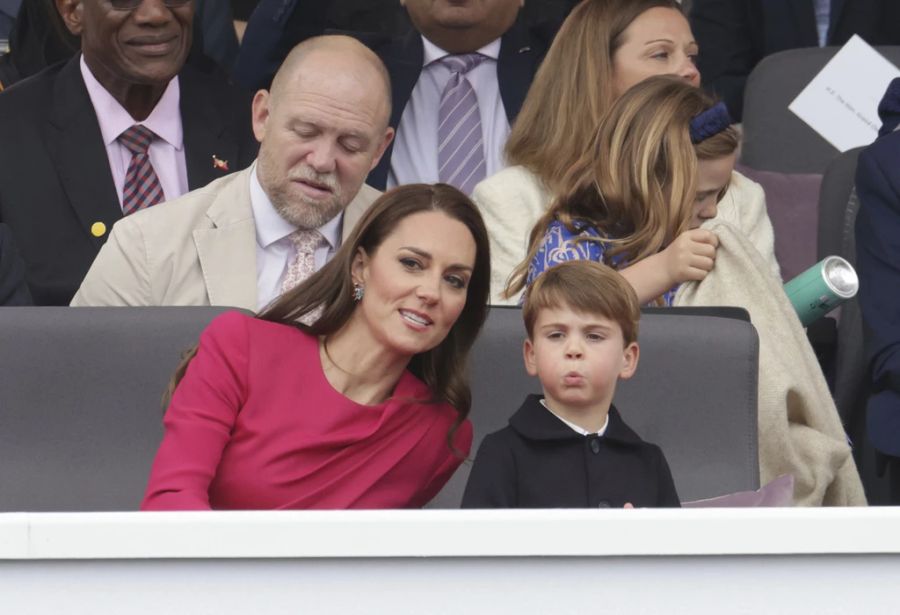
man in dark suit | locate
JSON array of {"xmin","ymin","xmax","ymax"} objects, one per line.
[
  {"xmin": 0, "ymin": 0, "xmax": 257, "ymax": 305},
  {"xmin": 233, "ymin": 0, "xmax": 560, "ymax": 192},
  {"xmin": 854, "ymin": 79, "xmax": 900, "ymax": 503},
  {"xmin": 690, "ymin": 0, "xmax": 900, "ymax": 120},
  {"xmin": 0, "ymin": 223, "xmax": 31, "ymax": 306}
]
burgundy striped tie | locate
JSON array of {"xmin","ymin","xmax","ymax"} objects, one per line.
[
  {"xmin": 118, "ymin": 125, "xmax": 165, "ymax": 215},
  {"xmin": 438, "ymin": 54, "xmax": 487, "ymax": 196}
]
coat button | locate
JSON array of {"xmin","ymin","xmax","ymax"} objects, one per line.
[{"xmin": 590, "ymin": 438, "xmax": 601, "ymax": 454}]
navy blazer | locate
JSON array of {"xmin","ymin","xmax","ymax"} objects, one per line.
[
  {"xmin": 0, "ymin": 223, "xmax": 31, "ymax": 306},
  {"xmin": 233, "ymin": 0, "xmax": 557, "ymax": 189},
  {"xmin": 0, "ymin": 55, "xmax": 258, "ymax": 305},
  {"xmin": 855, "ymin": 128, "xmax": 900, "ymax": 457},
  {"xmin": 691, "ymin": 0, "xmax": 900, "ymax": 120}
]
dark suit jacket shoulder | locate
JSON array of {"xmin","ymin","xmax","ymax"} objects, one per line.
[
  {"xmin": 855, "ymin": 130, "xmax": 900, "ymax": 456},
  {"xmin": 0, "ymin": 223, "xmax": 32, "ymax": 306},
  {"xmin": 0, "ymin": 55, "xmax": 257, "ymax": 305}
]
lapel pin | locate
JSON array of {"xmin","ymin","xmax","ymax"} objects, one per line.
[
  {"xmin": 518, "ymin": 46, "xmax": 531, "ymax": 54},
  {"xmin": 90, "ymin": 221, "xmax": 107, "ymax": 237},
  {"xmin": 212, "ymin": 155, "xmax": 230, "ymax": 172}
]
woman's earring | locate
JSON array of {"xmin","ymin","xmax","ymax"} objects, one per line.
[{"xmin": 352, "ymin": 283, "xmax": 365, "ymax": 302}]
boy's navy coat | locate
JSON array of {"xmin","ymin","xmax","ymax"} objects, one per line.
[{"xmin": 461, "ymin": 395, "xmax": 681, "ymax": 509}]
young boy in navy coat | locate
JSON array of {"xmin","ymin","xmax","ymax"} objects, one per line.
[{"xmin": 462, "ymin": 260, "xmax": 680, "ymax": 508}]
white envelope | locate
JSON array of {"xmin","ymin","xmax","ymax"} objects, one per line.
[{"xmin": 789, "ymin": 35, "xmax": 900, "ymax": 152}]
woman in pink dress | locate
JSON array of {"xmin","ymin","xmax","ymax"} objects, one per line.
[{"xmin": 142, "ymin": 183, "xmax": 490, "ymax": 510}]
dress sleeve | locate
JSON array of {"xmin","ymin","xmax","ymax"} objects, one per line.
[
  {"xmin": 141, "ymin": 312, "xmax": 251, "ymax": 510},
  {"xmin": 414, "ymin": 419, "xmax": 473, "ymax": 507},
  {"xmin": 461, "ymin": 432, "xmax": 518, "ymax": 508}
]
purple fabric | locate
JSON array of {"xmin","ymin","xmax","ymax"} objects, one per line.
[
  {"xmin": 737, "ymin": 164, "xmax": 822, "ymax": 281},
  {"xmin": 438, "ymin": 54, "xmax": 487, "ymax": 196},
  {"xmin": 682, "ymin": 474, "xmax": 795, "ymax": 507}
]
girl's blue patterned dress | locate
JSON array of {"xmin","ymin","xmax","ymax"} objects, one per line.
[{"xmin": 526, "ymin": 220, "xmax": 677, "ymax": 305}]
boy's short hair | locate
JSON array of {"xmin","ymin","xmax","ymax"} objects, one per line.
[{"xmin": 522, "ymin": 261, "xmax": 640, "ymax": 344}]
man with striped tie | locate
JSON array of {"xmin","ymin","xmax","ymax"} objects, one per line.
[
  {"xmin": 233, "ymin": 0, "xmax": 561, "ymax": 194},
  {"xmin": 0, "ymin": 0, "xmax": 257, "ymax": 305}
]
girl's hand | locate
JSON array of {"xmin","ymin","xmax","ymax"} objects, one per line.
[{"xmin": 662, "ymin": 229, "xmax": 719, "ymax": 285}]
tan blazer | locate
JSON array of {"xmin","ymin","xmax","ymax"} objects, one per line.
[{"xmin": 71, "ymin": 166, "xmax": 381, "ymax": 311}]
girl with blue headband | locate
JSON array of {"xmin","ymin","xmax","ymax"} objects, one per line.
[{"xmin": 506, "ymin": 75, "xmax": 739, "ymax": 305}]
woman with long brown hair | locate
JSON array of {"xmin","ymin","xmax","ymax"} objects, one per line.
[
  {"xmin": 475, "ymin": 0, "xmax": 779, "ymax": 304},
  {"xmin": 142, "ymin": 183, "xmax": 490, "ymax": 510}
]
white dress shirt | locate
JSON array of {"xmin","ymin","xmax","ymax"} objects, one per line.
[
  {"xmin": 539, "ymin": 398, "xmax": 610, "ymax": 436},
  {"xmin": 387, "ymin": 36, "xmax": 510, "ymax": 188},
  {"xmin": 80, "ymin": 56, "xmax": 189, "ymax": 210},
  {"xmin": 249, "ymin": 165, "xmax": 343, "ymax": 311}
]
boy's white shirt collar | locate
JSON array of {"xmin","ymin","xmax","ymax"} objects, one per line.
[{"xmin": 539, "ymin": 399, "xmax": 609, "ymax": 436}]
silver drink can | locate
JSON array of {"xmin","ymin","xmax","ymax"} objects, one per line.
[{"xmin": 784, "ymin": 256, "xmax": 859, "ymax": 327}]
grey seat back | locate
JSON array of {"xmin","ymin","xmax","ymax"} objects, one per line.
[
  {"xmin": 0, "ymin": 306, "xmax": 239, "ymax": 512},
  {"xmin": 429, "ymin": 307, "xmax": 760, "ymax": 507},
  {"xmin": 741, "ymin": 47, "xmax": 900, "ymax": 174}
]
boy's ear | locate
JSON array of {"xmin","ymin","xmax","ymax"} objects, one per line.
[
  {"xmin": 523, "ymin": 338, "xmax": 538, "ymax": 377},
  {"xmin": 619, "ymin": 341, "xmax": 640, "ymax": 380}
]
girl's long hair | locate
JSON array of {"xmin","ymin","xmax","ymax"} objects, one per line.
[
  {"xmin": 164, "ymin": 184, "xmax": 491, "ymax": 450},
  {"xmin": 505, "ymin": 76, "xmax": 739, "ymax": 299},
  {"xmin": 504, "ymin": 0, "xmax": 683, "ymax": 196}
]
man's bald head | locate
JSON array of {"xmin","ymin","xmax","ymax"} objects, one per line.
[
  {"xmin": 251, "ymin": 35, "xmax": 395, "ymax": 232},
  {"xmin": 269, "ymin": 35, "xmax": 393, "ymax": 130}
]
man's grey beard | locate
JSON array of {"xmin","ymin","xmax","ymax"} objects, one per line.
[
  {"xmin": 262, "ymin": 162, "xmax": 345, "ymax": 230},
  {"xmin": 279, "ymin": 165, "xmax": 343, "ymax": 229}
]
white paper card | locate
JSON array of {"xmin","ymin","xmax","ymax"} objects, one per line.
[{"xmin": 789, "ymin": 35, "xmax": 900, "ymax": 152}]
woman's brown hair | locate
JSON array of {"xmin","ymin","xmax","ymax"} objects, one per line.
[
  {"xmin": 504, "ymin": 0, "xmax": 684, "ymax": 196},
  {"xmin": 505, "ymin": 75, "xmax": 739, "ymax": 300},
  {"xmin": 164, "ymin": 184, "xmax": 491, "ymax": 449}
]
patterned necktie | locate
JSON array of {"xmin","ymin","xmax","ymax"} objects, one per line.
[
  {"xmin": 280, "ymin": 229, "xmax": 327, "ymax": 295},
  {"xmin": 118, "ymin": 125, "xmax": 165, "ymax": 215},
  {"xmin": 438, "ymin": 54, "xmax": 487, "ymax": 196}
]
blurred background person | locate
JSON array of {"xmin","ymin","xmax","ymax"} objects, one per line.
[{"xmin": 690, "ymin": 0, "xmax": 900, "ymax": 120}]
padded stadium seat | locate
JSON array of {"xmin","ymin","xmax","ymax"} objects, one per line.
[
  {"xmin": 428, "ymin": 306, "xmax": 761, "ymax": 507},
  {"xmin": 0, "ymin": 306, "xmax": 240, "ymax": 512}
]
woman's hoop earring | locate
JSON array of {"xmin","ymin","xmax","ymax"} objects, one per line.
[{"xmin": 352, "ymin": 283, "xmax": 365, "ymax": 302}]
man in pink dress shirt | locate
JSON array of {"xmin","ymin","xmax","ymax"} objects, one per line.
[{"xmin": 0, "ymin": 0, "xmax": 257, "ymax": 305}]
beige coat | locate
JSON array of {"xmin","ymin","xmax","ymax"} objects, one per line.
[
  {"xmin": 473, "ymin": 165, "xmax": 781, "ymax": 305},
  {"xmin": 71, "ymin": 166, "xmax": 380, "ymax": 311}
]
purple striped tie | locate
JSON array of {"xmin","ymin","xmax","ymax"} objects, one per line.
[
  {"xmin": 438, "ymin": 54, "xmax": 487, "ymax": 196},
  {"xmin": 118, "ymin": 124, "xmax": 165, "ymax": 215}
]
